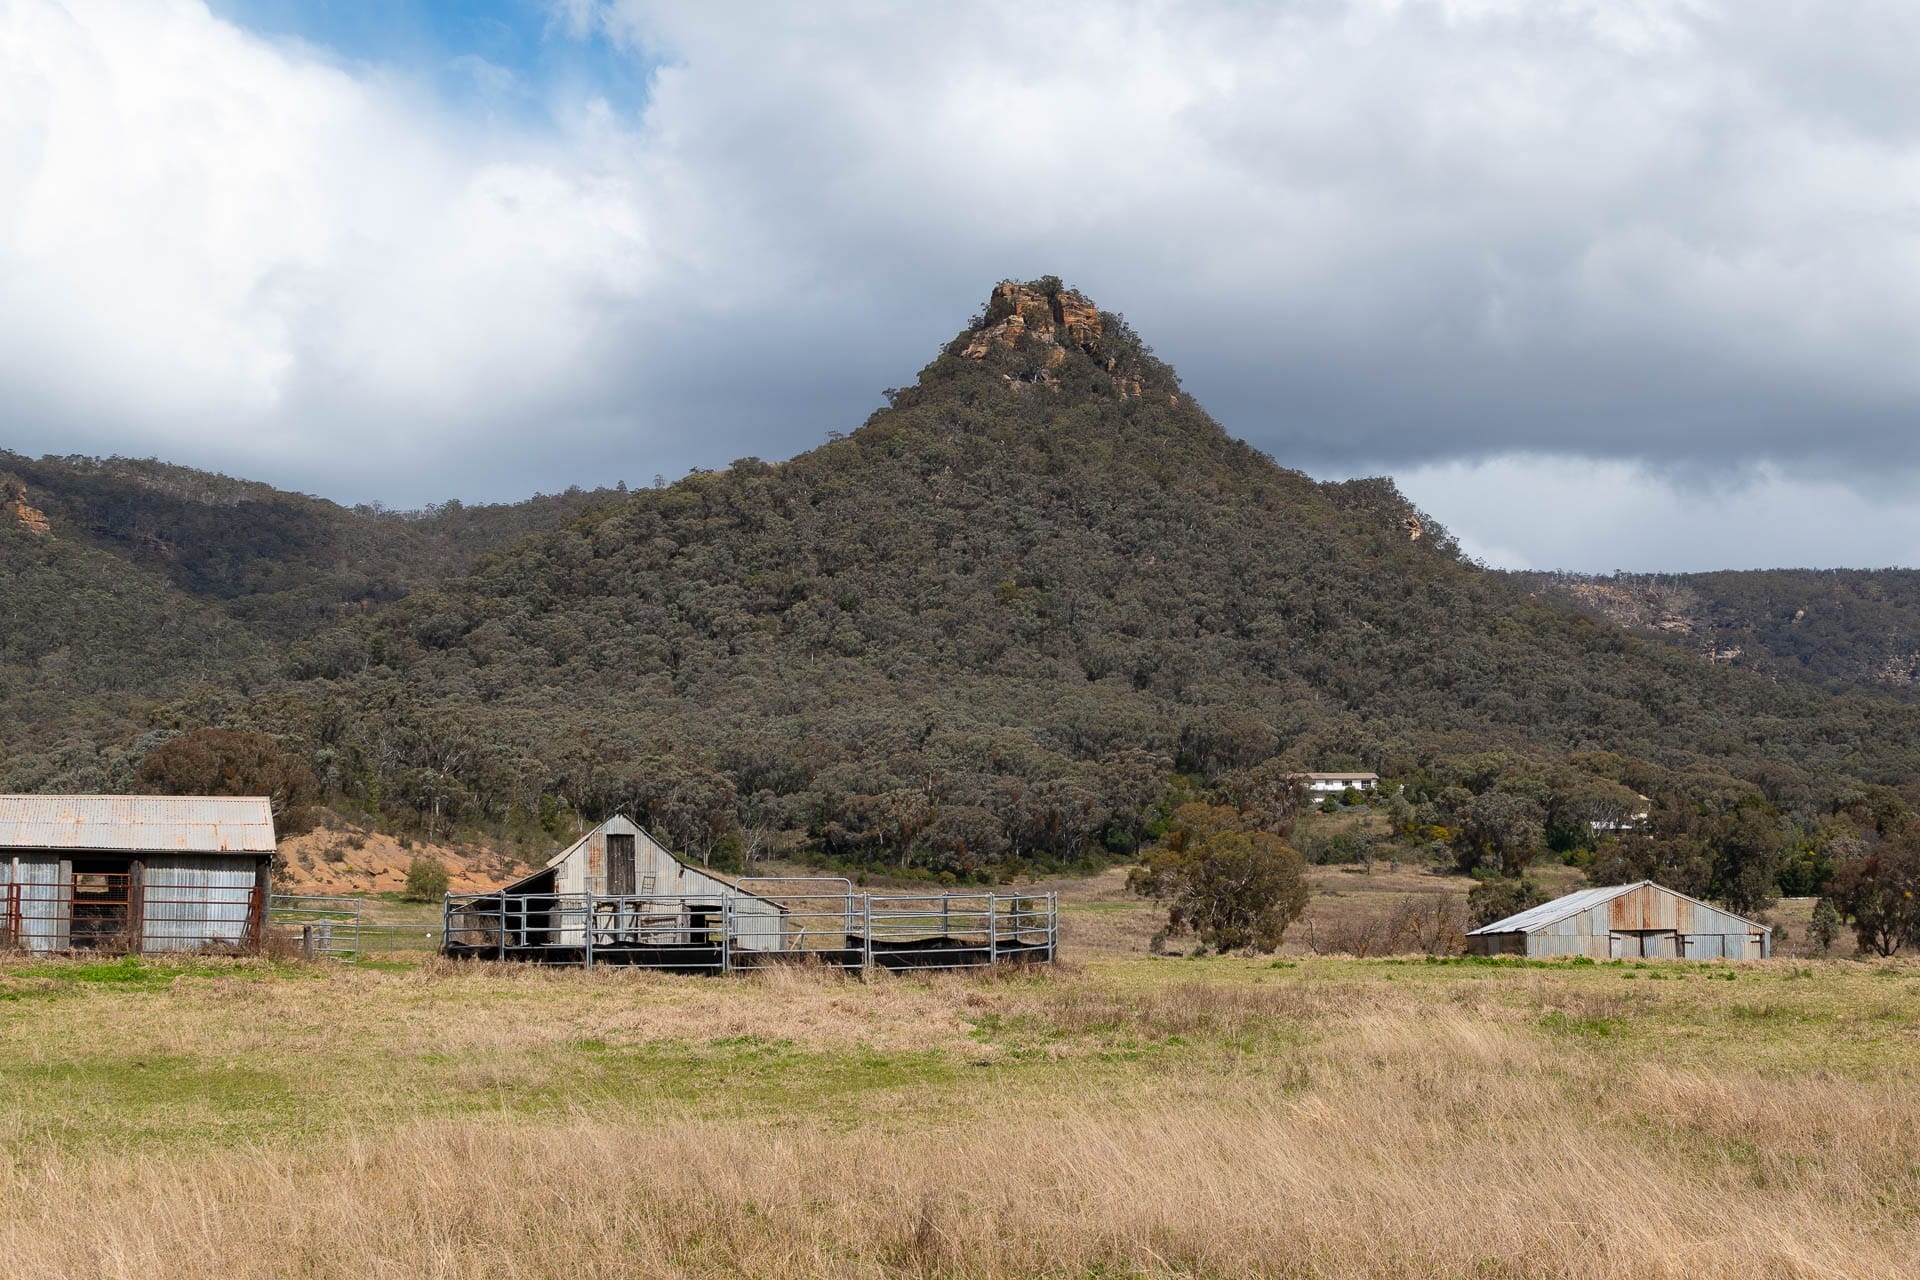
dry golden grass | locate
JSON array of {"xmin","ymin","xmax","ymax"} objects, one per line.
[
  {"xmin": 2, "ymin": 952, "xmax": 1918, "ymax": 1278},
  {"xmin": 1042, "ymin": 860, "xmax": 1585, "ymax": 958}
]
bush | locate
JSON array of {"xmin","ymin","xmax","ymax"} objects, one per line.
[
  {"xmin": 1128, "ymin": 804, "xmax": 1309, "ymax": 953},
  {"xmin": 1808, "ymin": 897, "xmax": 1841, "ymax": 955},
  {"xmin": 1468, "ymin": 875, "xmax": 1548, "ymax": 929},
  {"xmin": 403, "ymin": 856, "xmax": 451, "ymax": 903}
]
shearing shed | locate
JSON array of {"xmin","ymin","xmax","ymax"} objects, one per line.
[
  {"xmin": 445, "ymin": 816, "xmax": 791, "ymax": 965},
  {"xmin": 1467, "ymin": 880, "xmax": 1771, "ymax": 959},
  {"xmin": 0, "ymin": 794, "xmax": 276, "ymax": 954},
  {"xmin": 444, "ymin": 814, "xmax": 1058, "ymax": 973}
]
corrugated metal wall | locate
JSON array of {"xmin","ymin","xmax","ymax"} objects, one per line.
[
  {"xmin": 1519, "ymin": 886, "xmax": 1766, "ymax": 960},
  {"xmin": 548, "ymin": 819, "xmax": 789, "ymax": 950},
  {"xmin": 142, "ymin": 856, "xmax": 257, "ymax": 952},
  {"xmin": 5, "ymin": 855, "xmax": 70, "ymax": 952}
]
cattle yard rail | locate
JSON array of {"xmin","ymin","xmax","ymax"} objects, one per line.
[
  {"xmin": 1, "ymin": 871, "xmax": 261, "ymax": 954},
  {"xmin": 441, "ymin": 879, "xmax": 1057, "ymax": 974},
  {"xmin": 267, "ymin": 895, "xmax": 363, "ymax": 962}
]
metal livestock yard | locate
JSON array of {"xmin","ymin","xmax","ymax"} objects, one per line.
[{"xmin": 442, "ymin": 878, "xmax": 1058, "ymax": 974}]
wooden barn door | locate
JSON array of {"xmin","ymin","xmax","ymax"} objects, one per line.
[{"xmin": 606, "ymin": 834, "xmax": 637, "ymax": 896}]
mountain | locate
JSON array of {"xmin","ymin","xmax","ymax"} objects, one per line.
[
  {"xmin": 0, "ymin": 452, "xmax": 613, "ymax": 786},
  {"xmin": 7, "ymin": 278, "xmax": 1920, "ymax": 876},
  {"xmin": 1512, "ymin": 569, "xmax": 1920, "ymax": 698}
]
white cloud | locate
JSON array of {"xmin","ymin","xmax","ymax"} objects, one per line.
[
  {"xmin": 1395, "ymin": 455, "xmax": 1920, "ymax": 571},
  {"xmin": 6, "ymin": 0, "xmax": 1920, "ymax": 569},
  {"xmin": 1, "ymin": 0, "xmax": 659, "ymax": 479}
]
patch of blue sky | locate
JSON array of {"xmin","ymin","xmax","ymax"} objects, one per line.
[{"xmin": 209, "ymin": 0, "xmax": 656, "ymax": 122}]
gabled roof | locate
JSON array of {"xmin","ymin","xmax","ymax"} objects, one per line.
[
  {"xmin": 0, "ymin": 795, "xmax": 276, "ymax": 854},
  {"xmin": 506, "ymin": 815, "xmax": 779, "ymax": 904},
  {"xmin": 1467, "ymin": 880, "xmax": 1771, "ymax": 936}
]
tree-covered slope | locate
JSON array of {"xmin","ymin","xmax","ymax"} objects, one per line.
[
  {"xmin": 10, "ymin": 279, "xmax": 1920, "ymax": 871},
  {"xmin": 1512, "ymin": 569, "xmax": 1920, "ymax": 698},
  {"xmin": 1, "ymin": 451, "xmax": 615, "ymax": 640},
  {"xmin": 234, "ymin": 282, "xmax": 1920, "ymax": 859},
  {"xmin": 0, "ymin": 452, "xmax": 613, "ymax": 790}
]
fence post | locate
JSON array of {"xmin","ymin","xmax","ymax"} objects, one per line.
[
  {"xmin": 721, "ymin": 894, "xmax": 733, "ymax": 976},
  {"xmin": 988, "ymin": 893, "xmax": 998, "ymax": 967},
  {"xmin": 862, "ymin": 893, "xmax": 873, "ymax": 976},
  {"xmin": 584, "ymin": 891, "xmax": 596, "ymax": 970}
]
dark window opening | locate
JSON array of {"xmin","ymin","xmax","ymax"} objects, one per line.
[{"xmin": 687, "ymin": 906, "xmax": 718, "ymax": 944}]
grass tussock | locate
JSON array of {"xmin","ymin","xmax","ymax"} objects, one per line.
[{"xmin": 1, "ymin": 954, "xmax": 1918, "ymax": 1278}]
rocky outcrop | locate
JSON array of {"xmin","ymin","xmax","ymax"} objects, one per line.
[
  {"xmin": 1518, "ymin": 573, "xmax": 1700, "ymax": 637},
  {"xmin": 2, "ymin": 477, "xmax": 51, "ymax": 536},
  {"xmin": 959, "ymin": 279, "xmax": 1144, "ymax": 395}
]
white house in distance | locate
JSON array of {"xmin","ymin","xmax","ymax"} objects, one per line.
[
  {"xmin": 1591, "ymin": 796, "xmax": 1653, "ymax": 833},
  {"xmin": 1296, "ymin": 772, "xmax": 1381, "ymax": 796}
]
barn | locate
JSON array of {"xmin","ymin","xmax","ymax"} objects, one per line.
[
  {"xmin": 443, "ymin": 814, "xmax": 1059, "ymax": 972},
  {"xmin": 445, "ymin": 816, "xmax": 790, "ymax": 963},
  {"xmin": 1467, "ymin": 880, "xmax": 1772, "ymax": 960},
  {"xmin": 0, "ymin": 795, "xmax": 276, "ymax": 954}
]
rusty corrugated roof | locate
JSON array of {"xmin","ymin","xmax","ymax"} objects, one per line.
[
  {"xmin": 1468, "ymin": 880, "xmax": 1772, "ymax": 936},
  {"xmin": 1467, "ymin": 882, "xmax": 1643, "ymax": 936},
  {"xmin": 0, "ymin": 795, "xmax": 276, "ymax": 854}
]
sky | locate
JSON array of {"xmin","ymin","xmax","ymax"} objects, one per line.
[{"xmin": 5, "ymin": 0, "xmax": 1920, "ymax": 571}]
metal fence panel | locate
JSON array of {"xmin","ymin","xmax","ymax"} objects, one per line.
[
  {"xmin": 268, "ymin": 895, "xmax": 363, "ymax": 961},
  {"xmin": 442, "ymin": 885, "xmax": 1058, "ymax": 974}
]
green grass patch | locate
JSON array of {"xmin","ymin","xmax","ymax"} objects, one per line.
[{"xmin": 1537, "ymin": 1010, "xmax": 1626, "ymax": 1040}]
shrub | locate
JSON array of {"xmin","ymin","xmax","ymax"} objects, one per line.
[
  {"xmin": 1128, "ymin": 804, "xmax": 1309, "ymax": 954},
  {"xmin": 1808, "ymin": 897, "xmax": 1841, "ymax": 955},
  {"xmin": 1468, "ymin": 875, "xmax": 1548, "ymax": 929},
  {"xmin": 403, "ymin": 856, "xmax": 451, "ymax": 903}
]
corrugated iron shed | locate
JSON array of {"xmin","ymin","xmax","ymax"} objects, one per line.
[
  {"xmin": 0, "ymin": 795, "xmax": 276, "ymax": 854},
  {"xmin": 1468, "ymin": 880, "xmax": 1771, "ymax": 937}
]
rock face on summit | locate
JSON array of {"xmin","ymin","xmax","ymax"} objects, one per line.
[{"xmin": 956, "ymin": 279, "xmax": 1147, "ymax": 396}]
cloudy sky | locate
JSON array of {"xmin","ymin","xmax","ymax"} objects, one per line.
[{"xmin": 6, "ymin": 0, "xmax": 1920, "ymax": 571}]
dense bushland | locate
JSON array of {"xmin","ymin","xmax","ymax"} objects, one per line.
[{"xmin": 10, "ymin": 280, "xmax": 1920, "ymax": 909}]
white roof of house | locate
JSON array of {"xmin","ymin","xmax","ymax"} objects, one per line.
[
  {"xmin": 1468, "ymin": 880, "xmax": 1769, "ymax": 936},
  {"xmin": 1300, "ymin": 772, "xmax": 1380, "ymax": 780},
  {"xmin": 0, "ymin": 795, "xmax": 276, "ymax": 854}
]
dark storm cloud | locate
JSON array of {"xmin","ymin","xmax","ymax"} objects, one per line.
[{"xmin": 7, "ymin": 0, "xmax": 1920, "ymax": 568}]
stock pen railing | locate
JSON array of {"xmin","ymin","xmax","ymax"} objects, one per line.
[
  {"xmin": 2, "ymin": 873, "xmax": 260, "ymax": 954},
  {"xmin": 267, "ymin": 895, "xmax": 363, "ymax": 961},
  {"xmin": 442, "ymin": 880, "xmax": 1058, "ymax": 974}
]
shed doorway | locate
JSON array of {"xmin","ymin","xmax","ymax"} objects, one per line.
[
  {"xmin": 70, "ymin": 857, "xmax": 137, "ymax": 951},
  {"xmin": 1609, "ymin": 930, "xmax": 1677, "ymax": 959}
]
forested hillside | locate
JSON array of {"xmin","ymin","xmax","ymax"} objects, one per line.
[
  {"xmin": 1513, "ymin": 569, "xmax": 1920, "ymax": 697},
  {"xmin": 0, "ymin": 453, "xmax": 612, "ymax": 785},
  {"xmin": 8, "ymin": 280, "xmax": 1920, "ymax": 894}
]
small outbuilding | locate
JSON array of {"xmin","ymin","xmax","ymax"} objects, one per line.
[
  {"xmin": 447, "ymin": 816, "xmax": 789, "ymax": 959},
  {"xmin": 1467, "ymin": 880, "xmax": 1771, "ymax": 960},
  {"xmin": 0, "ymin": 794, "xmax": 276, "ymax": 954}
]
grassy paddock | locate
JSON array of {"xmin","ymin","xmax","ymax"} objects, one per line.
[{"xmin": 1, "ymin": 952, "xmax": 1917, "ymax": 1278}]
